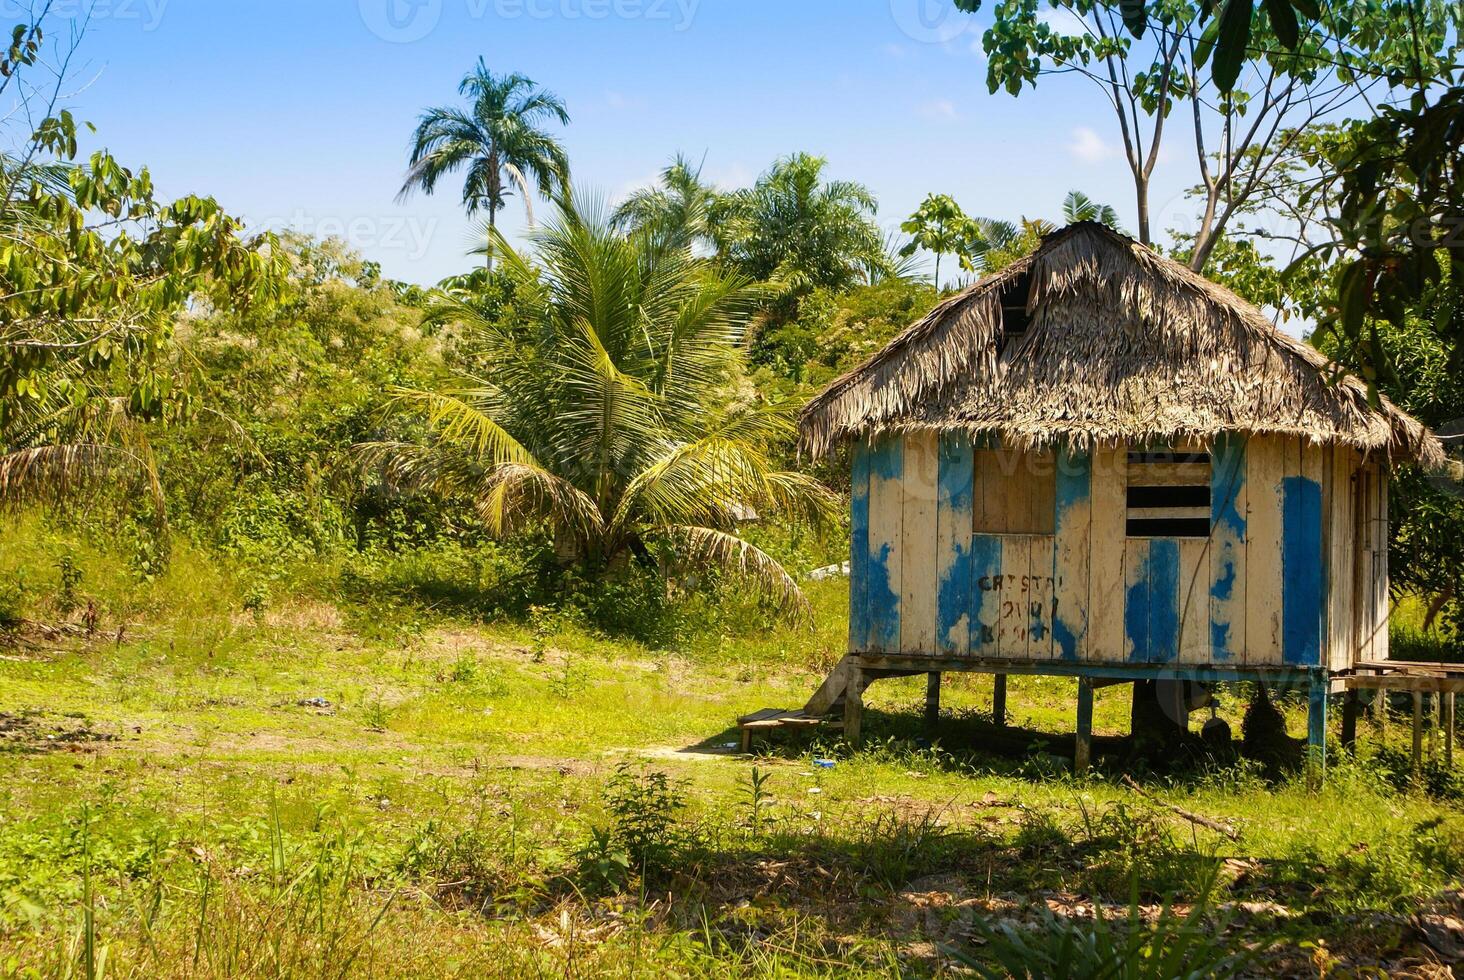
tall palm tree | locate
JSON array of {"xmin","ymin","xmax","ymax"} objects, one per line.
[
  {"xmin": 610, "ymin": 153, "xmax": 718, "ymax": 255},
  {"xmin": 713, "ymin": 153, "xmax": 886, "ymax": 294},
  {"xmin": 398, "ymin": 60, "xmax": 570, "ymax": 271},
  {"xmin": 361, "ymin": 194, "xmax": 835, "ymax": 616}
]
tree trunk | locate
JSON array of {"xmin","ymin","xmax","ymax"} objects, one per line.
[
  {"xmin": 934, "ymin": 252, "xmax": 941, "ymax": 290},
  {"xmin": 486, "ymin": 206, "xmax": 496, "ymax": 273},
  {"xmin": 1134, "ymin": 177, "xmax": 1151, "ymax": 246}
]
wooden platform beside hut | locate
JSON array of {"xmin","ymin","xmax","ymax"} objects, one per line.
[{"xmin": 761, "ymin": 222, "xmax": 1450, "ymax": 777}]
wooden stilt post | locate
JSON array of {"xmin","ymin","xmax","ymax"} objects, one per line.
[
  {"xmin": 992, "ymin": 674, "xmax": 1007, "ymax": 728},
  {"xmin": 1444, "ymin": 692, "xmax": 1455, "ymax": 768},
  {"xmin": 844, "ymin": 665, "xmax": 865, "ymax": 748},
  {"xmin": 1341, "ymin": 689, "xmax": 1359, "ymax": 756},
  {"xmin": 1426, "ymin": 692, "xmax": 1437, "ymax": 762},
  {"xmin": 1413, "ymin": 691, "xmax": 1425, "ymax": 770},
  {"xmin": 1307, "ymin": 674, "xmax": 1328, "ymax": 780},
  {"xmin": 924, "ymin": 672, "xmax": 941, "ymax": 729},
  {"xmin": 1075, "ymin": 677, "xmax": 1094, "ymax": 775}
]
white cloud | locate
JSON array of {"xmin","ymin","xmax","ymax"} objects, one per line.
[
  {"xmin": 919, "ymin": 98, "xmax": 960, "ymax": 121},
  {"xmin": 1067, "ymin": 126, "xmax": 1116, "ymax": 163},
  {"xmin": 1037, "ymin": 7, "xmax": 1088, "ymax": 33}
]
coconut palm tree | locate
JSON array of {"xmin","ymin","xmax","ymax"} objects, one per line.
[
  {"xmin": 713, "ymin": 153, "xmax": 886, "ymax": 294},
  {"xmin": 398, "ymin": 61, "xmax": 570, "ymax": 271},
  {"xmin": 610, "ymin": 153, "xmax": 719, "ymax": 255},
  {"xmin": 361, "ymin": 194, "xmax": 836, "ymax": 616}
]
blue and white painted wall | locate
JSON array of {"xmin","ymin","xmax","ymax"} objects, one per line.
[{"xmin": 848, "ymin": 432, "xmax": 1388, "ymax": 669}]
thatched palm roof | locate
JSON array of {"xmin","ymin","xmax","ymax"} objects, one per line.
[{"xmin": 800, "ymin": 222, "xmax": 1444, "ymax": 467}]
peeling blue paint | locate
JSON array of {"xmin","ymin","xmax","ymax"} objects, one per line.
[
  {"xmin": 865, "ymin": 438, "xmax": 903, "ymax": 653},
  {"xmin": 1283, "ymin": 475, "xmax": 1323, "ymax": 666},
  {"xmin": 936, "ymin": 434, "xmax": 973, "ymax": 655},
  {"xmin": 1053, "ymin": 446, "xmax": 1090, "ymax": 661},
  {"xmin": 1127, "ymin": 539, "xmax": 1180, "ymax": 662},
  {"xmin": 968, "ymin": 534, "xmax": 1002, "ymax": 655},
  {"xmin": 1209, "ymin": 434, "xmax": 1247, "ymax": 662},
  {"xmin": 1149, "ymin": 539, "xmax": 1181, "ymax": 662},
  {"xmin": 868, "ymin": 542, "xmax": 901, "ymax": 652}
]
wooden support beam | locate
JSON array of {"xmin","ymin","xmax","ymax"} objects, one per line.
[
  {"xmin": 1413, "ymin": 692, "xmax": 1425, "ymax": 770},
  {"xmin": 1075, "ymin": 677, "xmax": 1094, "ymax": 775},
  {"xmin": 924, "ymin": 672, "xmax": 941, "ymax": 729},
  {"xmin": 1341, "ymin": 689, "xmax": 1359, "ymax": 756},
  {"xmin": 1307, "ymin": 675, "xmax": 1328, "ymax": 779},
  {"xmin": 1445, "ymin": 693, "xmax": 1456, "ymax": 769},
  {"xmin": 992, "ymin": 674, "xmax": 1008, "ymax": 728},
  {"xmin": 844, "ymin": 665, "xmax": 865, "ymax": 748}
]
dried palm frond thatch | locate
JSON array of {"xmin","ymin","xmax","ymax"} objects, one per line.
[{"xmin": 800, "ymin": 222, "xmax": 1444, "ymax": 468}]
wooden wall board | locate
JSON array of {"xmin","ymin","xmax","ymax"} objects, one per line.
[
  {"xmin": 1089, "ymin": 444, "xmax": 1128, "ymax": 662},
  {"xmin": 935, "ymin": 433, "xmax": 974, "ymax": 657},
  {"xmin": 1209, "ymin": 433, "xmax": 1247, "ymax": 663},
  {"xmin": 1053, "ymin": 446, "xmax": 1091, "ymax": 662},
  {"xmin": 1178, "ymin": 538, "xmax": 1210, "ymax": 664},
  {"xmin": 1245, "ymin": 436, "xmax": 1286, "ymax": 664},
  {"xmin": 1281, "ymin": 441, "xmax": 1325, "ymax": 666},
  {"xmin": 866, "ymin": 436, "xmax": 904, "ymax": 654},
  {"xmin": 900, "ymin": 432, "xmax": 939, "ymax": 655},
  {"xmin": 849, "ymin": 440, "xmax": 871, "ymax": 654},
  {"xmin": 1028, "ymin": 535, "xmax": 1056, "ymax": 660},
  {"xmin": 969, "ymin": 533, "xmax": 1004, "ymax": 657}
]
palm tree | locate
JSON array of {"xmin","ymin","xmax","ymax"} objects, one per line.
[
  {"xmin": 1061, "ymin": 190, "xmax": 1122, "ymax": 228},
  {"xmin": 361, "ymin": 194, "xmax": 836, "ymax": 616},
  {"xmin": 398, "ymin": 61, "xmax": 570, "ymax": 271},
  {"xmin": 610, "ymin": 153, "xmax": 719, "ymax": 255},
  {"xmin": 713, "ymin": 153, "xmax": 886, "ymax": 294}
]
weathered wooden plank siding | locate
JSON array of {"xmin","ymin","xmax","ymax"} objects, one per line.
[
  {"xmin": 1373, "ymin": 467, "xmax": 1390, "ymax": 661},
  {"xmin": 968, "ymin": 533, "xmax": 1003, "ymax": 656},
  {"xmin": 848, "ymin": 432, "xmax": 1384, "ymax": 671},
  {"xmin": 1209, "ymin": 433, "xmax": 1247, "ymax": 663},
  {"xmin": 1089, "ymin": 445, "xmax": 1128, "ymax": 662},
  {"xmin": 1326, "ymin": 448, "xmax": 1356, "ymax": 672},
  {"xmin": 1245, "ymin": 436, "xmax": 1286, "ymax": 664},
  {"xmin": 935, "ymin": 433, "xmax": 973, "ymax": 657},
  {"xmin": 998, "ymin": 535, "xmax": 1033, "ymax": 658},
  {"xmin": 900, "ymin": 432, "xmax": 939, "ymax": 655},
  {"xmin": 848, "ymin": 440, "xmax": 871, "ymax": 654},
  {"xmin": 1053, "ymin": 447, "xmax": 1091, "ymax": 661},
  {"xmin": 1178, "ymin": 538, "xmax": 1209, "ymax": 663},
  {"xmin": 1282, "ymin": 441, "xmax": 1325, "ymax": 666},
  {"xmin": 866, "ymin": 437, "xmax": 903, "ymax": 654},
  {"xmin": 1028, "ymin": 535, "xmax": 1056, "ymax": 659}
]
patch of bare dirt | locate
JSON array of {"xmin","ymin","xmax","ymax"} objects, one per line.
[{"xmin": 0, "ymin": 709, "xmax": 120, "ymax": 754}]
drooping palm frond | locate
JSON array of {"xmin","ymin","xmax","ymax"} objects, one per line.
[{"xmin": 663, "ymin": 525, "xmax": 811, "ymax": 620}]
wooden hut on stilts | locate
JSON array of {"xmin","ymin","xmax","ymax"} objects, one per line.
[{"xmin": 740, "ymin": 222, "xmax": 1447, "ymax": 775}]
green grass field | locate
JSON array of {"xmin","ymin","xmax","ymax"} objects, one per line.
[{"xmin": 2, "ymin": 517, "xmax": 1462, "ymax": 977}]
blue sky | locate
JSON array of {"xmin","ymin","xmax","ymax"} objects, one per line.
[{"xmin": 61, "ymin": 0, "xmax": 1210, "ymax": 285}]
